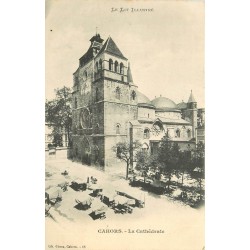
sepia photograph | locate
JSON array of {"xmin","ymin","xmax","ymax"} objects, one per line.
[{"xmin": 45, "ymin": 0, "xmax": 205, "ymax": 249}]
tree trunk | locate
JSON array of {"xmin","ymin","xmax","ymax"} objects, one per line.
[
  {"xmin": 167, "ymin": 175, "xmax": 171, "ymax": 191},
  {"xmin": 126, "ymin": 162, "xmax": 129, "ymax": 180},
  {"xmin": 67, "ymin": 126, "xmax": 70, "ymax": 147}
]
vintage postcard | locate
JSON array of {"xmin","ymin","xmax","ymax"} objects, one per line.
[{"xmin": 45, "ymin": 0, "xmax": 205, "ymax": 249}]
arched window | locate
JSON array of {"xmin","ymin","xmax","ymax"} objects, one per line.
[
  {"xmin": 131, "ymin": 90, "xmax": 136, "ymax": 100},
  {"xmin": 116, "ymin": 146, "xmax": 122, "ymax": 159},
  {"xmin": 148, "ymin": 113, "xmax": 150, "ymax": 118},
  {"xmin": 115, "ymin": 87, "xmax": 121, "ymax": 100},
  {"xmin": 142, "ymin": 143, "xmax": 149, "ymax": 151},
  {"xmin": 75, "ymin": 97, "xmax": 77, "ymax": 108},
  {"xmin": 95, "ymin": 62, "xmax": 99, "ymax": 72},
  {"xmin": 109, "ymin": 59, "xmax": 113, "ymax": 71},
  {"xmin": 116, "ymin": 124, "xmax": 121, "ymax": 134},
  {"xmin": 96, "ymin": 88, "xmax": 99, "ymax": 102},
  {"xmin": 95, "ymin": 124, "xmax": 100, "ymax": 134},
  {"xmin": 176, "ymin": 129, "xmax": 180, "ymax": 138},
  {"xmin": 99, "ymin": 59, "xmax": 102, "ymax": 70},
  {"xmin": 187, "ymin": 129, "xmax": 191, "ymax": 138},
  {"xmin": 114, "ymin": 61, "xmax": 119, "ymax": 72},
  {"xmin": 120, "ymin": 63, "xmax": 124, "ymax": 74},
  {"xmin": 152, "ymin": 121, "xmax": 164, "ymax": 136},
  {"xmin": 144, "ymin": 129, "xmax": 150, "ymax": 139}
]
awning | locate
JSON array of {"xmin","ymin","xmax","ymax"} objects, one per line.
[
  {"xmin": 94, "ymin": 206, "xmax": 108, "ymax": 215},
  {"xmin": 102, "ymin": 190, "xmax": 117, "ymax": 200},
  {"xmin": 46, "ymin": 187, "xmax": 62, "ymax": 200},
  {"xmin": 75, "ymin": 197, "xmax": 93, "ymax": 206},
  {"xmin": 114, "ymin": 195, "xmax": 129, "ymax": 205}
]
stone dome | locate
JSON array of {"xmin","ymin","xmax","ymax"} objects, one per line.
[
  {"xmin": 137, "ymin": 92, "xmax": 155, "ymax": 108},
  {"xmin": 177, "ymin": 101, "xmax": 187, "ymax": 109},
  {"xmin": 151, "ymin": 96, "xmax": 177, "ymax": 110}
]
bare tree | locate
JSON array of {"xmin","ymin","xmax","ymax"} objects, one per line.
[{"xmin": 113, "ymin": 140, "xmax": 141, "ymax": 180}]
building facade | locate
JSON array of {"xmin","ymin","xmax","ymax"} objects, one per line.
[{"xmin": 70, "ymin": 34, "xmax": 204, "ymax": 168}]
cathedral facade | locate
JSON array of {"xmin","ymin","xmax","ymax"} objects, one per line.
[{"xmin": 70, "ymin": 34, "xmax": 203, "ymax": 168}]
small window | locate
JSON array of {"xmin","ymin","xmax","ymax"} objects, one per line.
[
  {"xmin": 176, "ymin": 129, "xmax": 180, "ymax": 138},
  {"xmin": 144, "ymin": 129, "xmax": 150, "ymax": 139},
  {"xmin": 116, "ymin": 146, "xmax": 122, "ymax": 159},
  {"xmin": 109, "ymin": 59, "xmax": 113, "ymax": 71},
  {"xmin": 120, "ymin": 63, "xmax": 124, "ymax": 74},
  {"xmin": 187, "ymin": 129, "xmax": 191, "ymax": 138},
  {"xmin": 148, "ymin": 113, "xmax": 150, "ymax": 118},
  {"xmin": 114, "ymin": 61, "xmax": 119, "ymax": 72},
  {"xmin": 116, "ymin": 124, "xmax": 121, "ymax": 134},
  {"xmin": 115, "ymin": 87, "xmax": 121, "ymax": 100},
  {"xmin": 85, "ymin": 71, "xmax": 87, "ymax": 79},
  {"xmin": 95, "ymin": 124, "xmax": 100, "ymax": 134},
  {"xmin": 131, "ymin": 90, "xmax": 136, "ymax": 100}
]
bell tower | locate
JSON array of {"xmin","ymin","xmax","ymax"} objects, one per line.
[
  {"xmin": 92, "ymin": 36, "xmax": 138, "ymax": 166},
  {"xmin": 71, "ymin": 34, "xmax": 138, "ymax": 168}
]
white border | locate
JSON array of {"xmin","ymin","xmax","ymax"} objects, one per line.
[{"xmin": 1, "ymin": 0, "xmax": 250, "ymax": 249}]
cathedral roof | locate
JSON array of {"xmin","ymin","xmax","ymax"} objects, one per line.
[
  {"xmin": 137, "ymin": 92, "xmax": 155, "ymax": 108},
  {"xmin": 79, "ymin": 47, "xmax": 95, "ymax": 65},
  {"xmin": 151, "ymin": 96, "xmax": 178, "ymax": 110},
  {"xmin": 188, "ymin": 90, "xmax": 196, "ymax": 103},
  {"xmin": 97, "ymin": 36, "xmax": 127, "ymax": 60}
]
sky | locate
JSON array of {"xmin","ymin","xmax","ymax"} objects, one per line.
[{"xmin": 46, "ymin": 0, "xmax": 204, "ymax": 107}]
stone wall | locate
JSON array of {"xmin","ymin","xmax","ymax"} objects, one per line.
[{"xmin": 138, "ymin": 106, "xmax": 155, "ymax": 119}]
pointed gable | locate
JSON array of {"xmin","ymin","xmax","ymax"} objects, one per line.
[
  {"xmin": 97, "ymin": 36, "xmax": 127, "ymax": 60},
  {"xmin": 188, "ymin": 90, "xmax": 196, "ymax": 103}
]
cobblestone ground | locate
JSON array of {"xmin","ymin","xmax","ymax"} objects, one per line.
[{"xmin": 45, "ymin": 150, "xmax": 204, "ymax": 250}]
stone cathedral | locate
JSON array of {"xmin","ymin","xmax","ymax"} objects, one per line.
[{"xmin": 70, "ymin": 34, "xmax": 204, "ymax": 168}]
